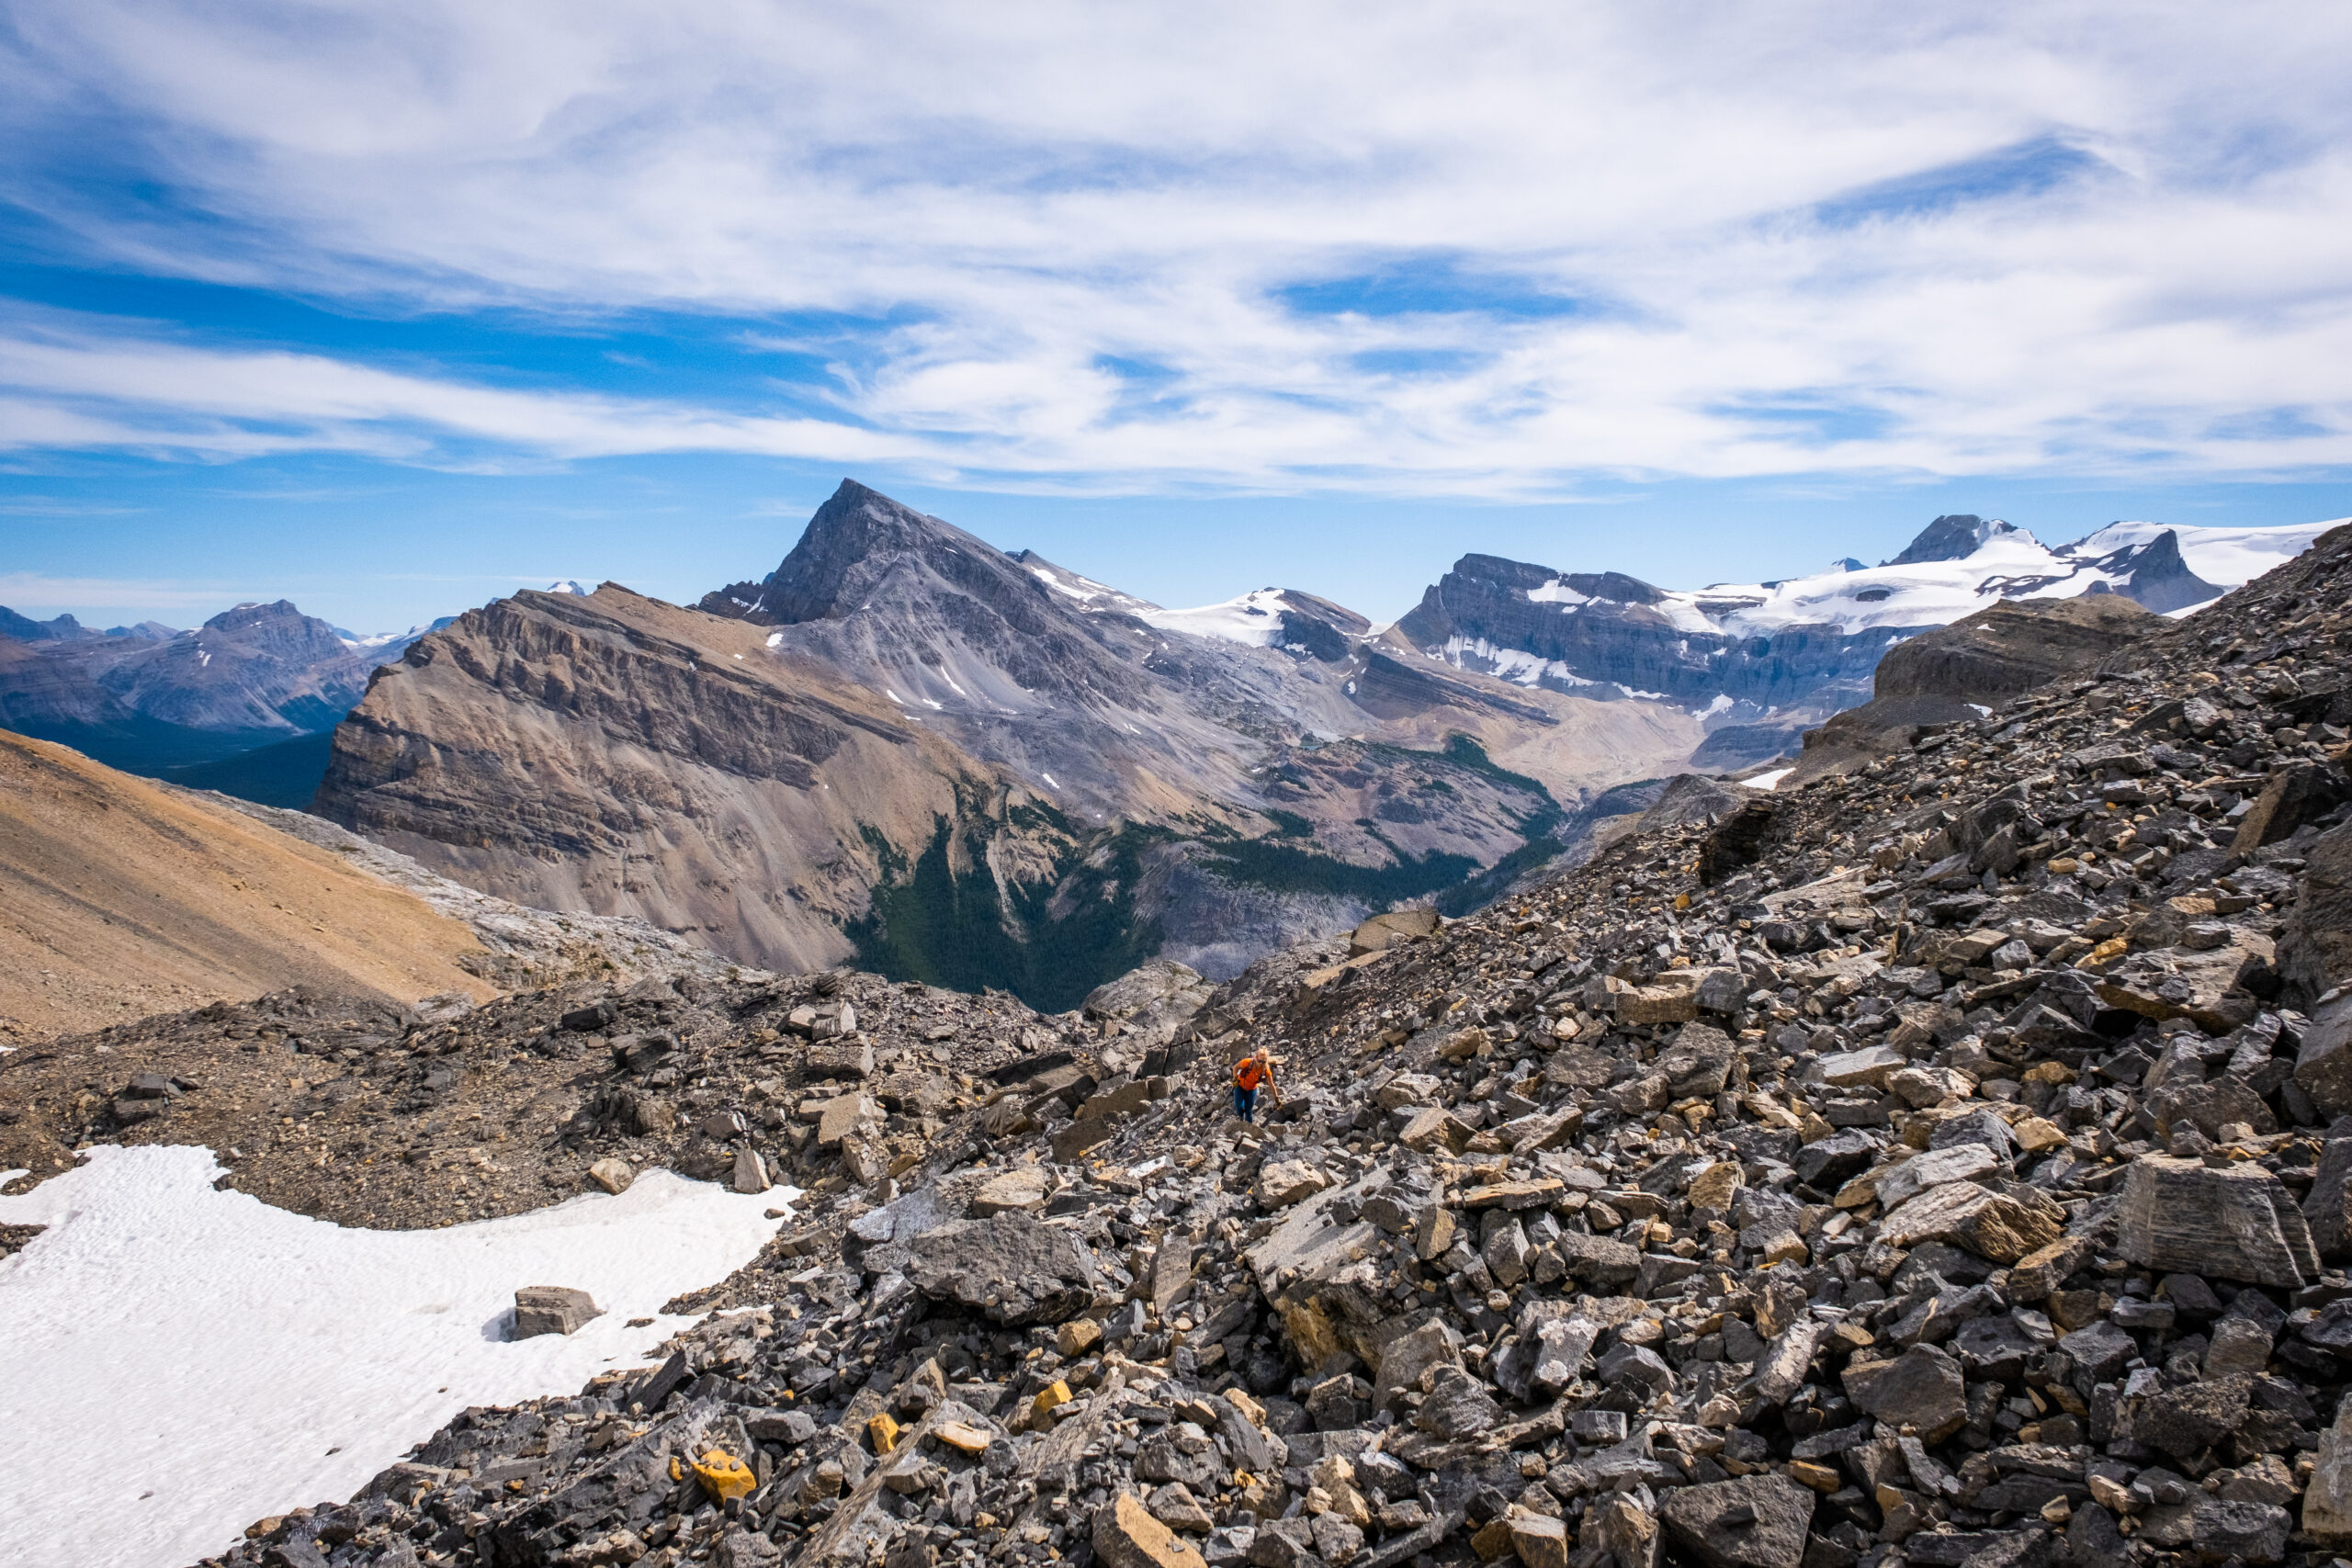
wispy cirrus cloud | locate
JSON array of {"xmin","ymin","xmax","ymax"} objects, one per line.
[{"xmin": 0, "ymin": 2, "xmax": 2347, "ymax": 494}]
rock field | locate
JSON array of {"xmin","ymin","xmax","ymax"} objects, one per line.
[{"xmin": 19, "ymin": 524, "xmax": 2352, "ymax": 1568}]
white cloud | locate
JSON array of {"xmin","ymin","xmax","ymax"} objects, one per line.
[
  {"xmin": 0, "ymin": 570, "xmax": 261, "ymax": 613},
  {"xmin": 0, "ymin": 2, "xmax": 2350, "ymax": 491}
]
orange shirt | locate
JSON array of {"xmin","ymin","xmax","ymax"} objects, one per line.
[{"xmin": 1234, "ymin": 1057, "xmax": 1272, "ymax": 1090}]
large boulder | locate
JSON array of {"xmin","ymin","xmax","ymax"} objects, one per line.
[
  {"xmin": 2294, "ymin": 995, "xmax": 2352, "ymax": 1119},
  {"xmin": 1082, "ymin": 960, "xmax": 1215, "ymax": 1049},
  {"xmin": 1843, "ymin": 1344, "xmax": 1967, "ymax": 1441},
  {"xmin": 2116, "ymin": 1156, "xmax": 2320, "ymax": 1288},
  {"xmin": 1350, "ymin": 908, "xmax": 1441, "ymax": 955},
  {"xmin": 512, "ymin": 1286, "xmax": 601, "ymax": 1338},
  {"xmin": 1877, "ymin": 1179, "xmax": 2063, "ymax": 1264},
  {"xmin": 2306, "ymin": 1393, "xmax": 2352, "ymax": 1545},
  {"xmin": 2281, "ymin": 822, "xmax": 2352, "ymax": 1005},
  {"xmin": 904, "ymin": 1212, "xmax": 1100, "ymax": 1325},
  {"xmin": 1657, "ymin": 1473, "xmax": 1816, "ymax": 1568}
]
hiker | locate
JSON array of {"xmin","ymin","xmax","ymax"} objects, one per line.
[{"xmin": 1232, "ymin": 1047, "xmax": 1275, "ymax": 1122}]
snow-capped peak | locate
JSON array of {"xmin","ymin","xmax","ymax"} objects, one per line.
[{"xmin": 544, "ymin": 580, "xmax": 593, "ymax": 596}]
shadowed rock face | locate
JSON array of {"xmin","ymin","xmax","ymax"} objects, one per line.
[
  {"xmin": 1394, "ymin": 555, "xmax": 1904, "ymax": 716},
  {"xmin": 2075, "ymin": 528, "xmax": 2222, "ymax": 614},
  {"xmin": 1875, "ymin": 594, "xmax": 2155, "ymax": 707}
]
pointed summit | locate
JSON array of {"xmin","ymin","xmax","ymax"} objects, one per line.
[{"xmin": 700, "ymin": 479, "xmax": 1006, "ymax": 625}]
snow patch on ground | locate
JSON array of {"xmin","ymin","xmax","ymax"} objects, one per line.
[
  {"xmin": 1745, "ymin": 767, "xmax": 1794, "ymax": 791},
  {"xmin": 0, "ymin": 1145, "xmax": 783, "ymax": 1568}
]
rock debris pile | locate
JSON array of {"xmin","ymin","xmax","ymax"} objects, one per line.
[{"xmin": 165, "ymin": 523, "xmax": 2352, "ymax": 1568}]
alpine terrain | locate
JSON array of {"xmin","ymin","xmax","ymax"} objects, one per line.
[
  {"xmin": 311, "ymin": 484, "xmax": 2332, "ymax": 1010},
  {"xmin": 7, "ymin": 515, "xmax": 2352, "ymax": 1568}
]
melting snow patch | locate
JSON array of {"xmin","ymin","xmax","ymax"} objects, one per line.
[
  {"xmin": 1746, "ymin": 767, "xmax": 1794, "ymax": 791},
  {"xmin": 0, "ymin": 1145, "xmax": 783, "ymax": 1568},
  {"xmin": 764, "ymin": 631, "xmax": 783, "ymax": 648},
  {"xmin": 1038, "ymin": 772, "xmax": 1058, "ymax": 790}
]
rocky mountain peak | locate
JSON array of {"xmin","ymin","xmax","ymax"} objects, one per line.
[
  {"xmin": 1882, "ymin": 512, "xmax": 2025, "ymax": 566},
  {"xmin": 2075, "ymin": 527, "xmax": 2221, "ymax": 614},
  {"xmin": 701, "ymin": 478, "xmax": 1026, "ymax": 627}
]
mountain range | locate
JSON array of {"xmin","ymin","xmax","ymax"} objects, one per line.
[
  {"xmin": 0, "ymin": 600, "xmax": 382, "ymax": 775},
  {"xmin": 1396, "ymin": 512, "xmax": 2335, "ymax": 770},
  {"xmin": 301, "ymin": 481, "xmax": 2335, "ymax": 1004},
  {"xmin": 317, "ymin": 482, "xmax": 1691, "ymax": 1007},
  {"xmin": 1, "ymin": 488, "xmax": 2332, "ymax": 1000}
]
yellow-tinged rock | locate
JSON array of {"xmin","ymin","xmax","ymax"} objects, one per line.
[
  {"xmin": 691, "ymin": 1449, "xmax": 757, "ymax": 1503},
  {"xmin": 868, "ymin": 1412, "xmax": 901, "ymax": 1454},
  {"xmin": 2022, "ymin": 1061, "xmax": 2076, "ymax": 1086},
  {"xmin": 2013, "ymin": 1116, "xmax": 2069, "ymax": 1153},
  {"xmin": 1509, "ymin": 1511, "xmax": 1571, "ymax": 1568},
  {"xmin": 1790, "ymin": 1460, "xmax": 1842, "ymax": 1494},
  {"xmin": 1472, "ymin": 1516, "xmax": 1519, "ymax": 1562},
  {"xmin": 935, "ymin": 1421, "xmax": 994, "ymax": 1455},
  {"xmin": 1797, "ymin": 1112, "xmax": 1836, "ymax": 1144},
  {"xmin": 1057, "ymin": 1318, "xmax": 1103, "ymax": 1358},
  {"xmin": 1687, "ymin": 1161, "xmax": 1743, "ymax": 1213},
  {"xmin": 1281, "ymin": 1299, "xmax": 1348, "ymax": 1371},
  {"xmin": 1092, "ymin": 1492, "xmax": 1209, "ymax": 1568},
  {"xmin": 2077, "ymin": 938, "xmax": 2128, "ymax": 970},
  {"xmin": 1032, "ymin": 1380, "xmax": 1073, "ymax": 1422}
]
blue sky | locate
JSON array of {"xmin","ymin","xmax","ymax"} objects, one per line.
[{"xmin": 3, "ymin": 3, "xmax": 2351, "ymax": 632}]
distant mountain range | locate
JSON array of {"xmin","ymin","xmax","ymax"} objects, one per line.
[
  {"xmin": 1, "ymin": 495, "xmax": 2334, "ymax": 998},
  {"xmin": 0, "ymin": 597, "xmax": 537, "ymax": 796},
  {"xmin": 308, "ymin": 482, "xmax": 2337, "ymax": 1002},
  {"xmin": 1396, "ymin": 512, "xmax": 2335, "ymax": 769}
]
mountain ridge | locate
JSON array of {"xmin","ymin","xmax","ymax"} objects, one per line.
[{"xmin": 318, "ymin": 482, "xmax": 1706, "ymax": 1001}]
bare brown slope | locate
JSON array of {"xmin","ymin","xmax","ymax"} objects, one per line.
[{"xmin": 0, "ymin": 730, "xmax": 495, "ymax": 1040}]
